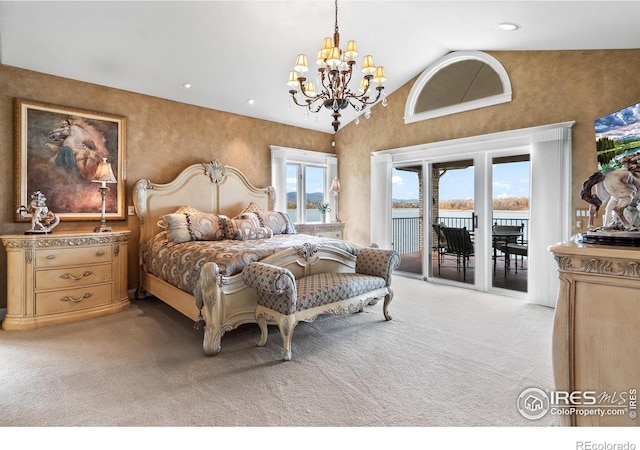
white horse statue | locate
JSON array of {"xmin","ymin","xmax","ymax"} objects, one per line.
[
  {"xmin": 17, "ymin": 191, "xmax": 60, "ymax": 234},
  {"xmin": 581, "ymin": 152, "xmax": 640, "ymax": 230}
]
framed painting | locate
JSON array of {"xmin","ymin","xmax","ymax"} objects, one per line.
[{"xmin": 15, "ymin": 99, "xmax": 126, "ymax": 222}]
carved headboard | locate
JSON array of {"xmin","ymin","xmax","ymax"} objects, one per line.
[{"xmin": 133, "ymin": 160, "xmax": 275, "ymax": 247}]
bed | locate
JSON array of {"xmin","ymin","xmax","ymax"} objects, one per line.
[{"xmin": 133, "ymin": 160, "xmax": 361, "ymax": 355}]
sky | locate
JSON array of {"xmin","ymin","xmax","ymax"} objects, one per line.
[{"xmin": 392, "ymin": 161, "xmax": 530, "ymax": 201}]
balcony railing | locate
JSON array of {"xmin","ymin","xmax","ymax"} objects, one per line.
[
  {"xmin": 391, "ymin": 216, "xmax": 422, "ymax": 254},
  {"xmin": 392, "ymin": 214, "xmax": 529, "ymax": 254}
]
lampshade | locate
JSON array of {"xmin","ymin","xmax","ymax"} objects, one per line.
[
  {"xmin": 92, "ymin": 158, "xmax": 117, "ymax": 184},
  {"xmin": 361, "ymin": 55, "xmax": 376, "ymax": 75},
  {"xmin": 345, "ymin": 40, "xmax": 358, "ymax": 60},
  {"xmin": 331, "ymin": 177, "xmax": 341, "ymax": 192},
  {"xmin": 304, "ymin": 81, "xmax": 317, "ymax": 97},
  {"xmin": 321, "ymin": 37, "xmax": 333, "ymax": 51},
  {"xmin": 373, "ymin": 66, "xmax": 387, "ymax": 84},
  {"xmin": 287, "ymin": 70, "xmax": 299, "ymax": 87},
  {"xmin": 326, "ymin": 47, "xmax": 342, "ymax": 67},
  {"xmin": 358, "ymin": 78, "xmax": 369, "ymax": 93},
  {"xmin": 294, "ymin": 54, "xmax": 309, "ymax": 72}
]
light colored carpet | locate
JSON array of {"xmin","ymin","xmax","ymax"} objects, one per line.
[{"xmin": 0, "ymin": 276, "xmax": 558, "ymax": 427}]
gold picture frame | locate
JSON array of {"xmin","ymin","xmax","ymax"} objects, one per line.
[{"xmin": 15, "ymin": 99, "xmax": 126, "ymax": 222}]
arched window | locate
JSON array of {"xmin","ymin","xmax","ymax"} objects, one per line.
[{"xmin": 404, "ymin": 51, "xmax": 512, "ymax": 123}]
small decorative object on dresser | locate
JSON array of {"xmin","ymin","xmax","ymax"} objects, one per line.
[
  {"xmin": 1, "ymin": 230, "xmax": 130, "ymax": 330},
  {"xmin": 295, "ymin": 222, "xmax": 345, "ymax": 239},
  {"xmin": 316, "ymin": 200, "xmax": 331, "ymax": 223},
  {"xmin": 16, "ymin": 190, "xmax": 60, "ymax": 234}
]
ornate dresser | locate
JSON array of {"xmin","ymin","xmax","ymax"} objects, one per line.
[
  {"xmin": 1, "ymin": 230, "xmax": 130, "ymax": 330},
  {"xmin": 295, "ymin": 222, "xmax": 344, "ymax": 239},
  {"xmin": 549, "ymin": 241, "xmax": 639, "ymax": 426}
]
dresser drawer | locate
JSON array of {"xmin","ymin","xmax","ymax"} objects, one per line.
[
  {"xmin": 315, "ymin": 231, "xmax": 342, "ymax": 239},
  {"xmin": 35, "ymin": 245, "xmax": 112, "ymax": 268},
  {"xmin": 35, "ymin": 283, "xmax": 113, "ymax": 315},
  {"xmin": 35, "ymin": 263, "xmax": 113, "ymax": 290}
]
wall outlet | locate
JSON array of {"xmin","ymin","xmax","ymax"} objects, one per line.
[{"xmin": 128, "ymin": 206, "xmax": 135, "ymax": 216}]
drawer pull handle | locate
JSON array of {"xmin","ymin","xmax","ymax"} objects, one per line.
[
  {"xmin": 96, "ymin": 251, "xmax": 105, "ymax": 257},
  {"xmin": 60, "ymin": 293, "xmax": 93, "ymax": 303},
  {"xmin": 47, "ymin": 255, "xmax": 56, "ymax": 260},
  {"xmin": 60, "ymin": 271, "xmax": 93, "ymax": 281}
]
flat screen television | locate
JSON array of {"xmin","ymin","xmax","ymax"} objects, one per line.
[{"xmin": 594, "ymin": 101, "xmax": 640, "ymax": 172}]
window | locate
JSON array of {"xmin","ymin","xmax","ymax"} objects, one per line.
[
  {"xmin": 270, "ymin": 146, "xmax": 337, "ymax": 224},
  {"xmin": 404, "ymin": 51, "xmax": 512, "ymax": 123}
]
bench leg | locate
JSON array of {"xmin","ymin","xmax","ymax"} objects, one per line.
[
  {"xmin": 255, "ymin": 307, "xmax": 269, "ymax": 347},
  {"xmin": 383, "ymin": 288, "xmax": 394, "ymax": 321},
  {"xmin": 277, "ymin": 315, "xmax": 296, "ymax": 361}
]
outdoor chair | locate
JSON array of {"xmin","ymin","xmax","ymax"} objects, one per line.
[
  {"xmin": 432, "ymin": 224, "xmax": 449, "ymax": 264},
  {"xmin": 492, "ymin": 223, "xmax": 527, "ymax": 276},
  {"xmin": 439, "ymin": 226, "xmax": 475, "ymax": 281}
]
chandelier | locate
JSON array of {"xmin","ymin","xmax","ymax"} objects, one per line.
[{"xmin": 287, "ymin": 0, "xmax": 387, "ymax": 132}]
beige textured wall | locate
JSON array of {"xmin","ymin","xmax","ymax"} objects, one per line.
[
  {"xmin": 0, "ymin": 65, "xmax": 333, "ymax": 308},
  {"xmin": 336, "ymin": 50, "xmax": 640, "ymax": 247}
]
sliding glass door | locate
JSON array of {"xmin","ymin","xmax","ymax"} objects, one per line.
[
  {"xmin": 429, "ymin": 159, "xmax": 476, "ymax": 286},
  {"xmin": 392, "ymin": 152, "xmax": 530, "ymax": 295},
  {"xmin": 391, "ymin": 166, "xmax": 423, "ymax": 275},
  {"xmin": 490, "ymin": 156, "xmax": 530, "ymax": 292}
]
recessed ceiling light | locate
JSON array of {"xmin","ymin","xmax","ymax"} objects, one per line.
[
  {"xmin": 496, "ymin": 22, "xmax": 520, "ymax": 31},
  {"xmin": 247, "ymin": 98, "xmax": 256, "ymax": 105},
  {"xmin": 183, "ymin": 82, "xmax": 192, "ymax": 89}
]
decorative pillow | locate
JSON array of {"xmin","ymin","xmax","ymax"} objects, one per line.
[
  {"xmin": 255, "ymin": 210, "xmax": 296, "ymax": 235},
  {"xmin": 227, "ymin": 213, "xmax": 262, "ymax": 239},
  {"xmin": 236, "ymin": 202, "xmax": 296, "ymax": 235},
  {"xmin": 158, "ymin": 206, "xmax": 205, "ymax": 229},
  {"xmin": 235, "ymin": 226, "xmax": 273, "ymax": 241},
  {"xmin": 237, "ymin": 201, "xmax": 265, "ymax": 216},
  {"xmin": 164, "ymin": 212, "xmax": 227, "ymax": 244}
]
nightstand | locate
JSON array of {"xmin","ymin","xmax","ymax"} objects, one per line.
[
  {"xmin": 1, "ymin": 230, "xmax": 130, "ymax": 330},
  {"xmin": 295, "ymin": 222, "xmax": 345, "ymax": 239}
]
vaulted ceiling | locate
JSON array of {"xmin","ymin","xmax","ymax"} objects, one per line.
[{"xmin": 1, "ymin": 1, "xmax": 638, "ymax": 134}]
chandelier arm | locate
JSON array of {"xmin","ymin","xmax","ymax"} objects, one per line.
[
  {"xmin": 309, "ymin": 102, "xmax": 324, "ymax": 113},
  {"xmin": 289, "ymin": 92, "xmax": 325, "ymax": 110},
  {"xmin": 320, "ymin": 69, "xmax": 333, "ymax": 94},
  {"xmin": 345, "ymin": 86, "xmax": 383, "ymax": 105}
]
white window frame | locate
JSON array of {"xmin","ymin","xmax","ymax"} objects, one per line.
[
  {"xmin": 270, "ymin": 145, "xmax": 337, "ymax": 224},
  {"xmin": 404, "ymin": 51, "xmax": 512, "ymax": 124}
]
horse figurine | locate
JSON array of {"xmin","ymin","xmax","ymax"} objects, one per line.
[
  {"xmin": 581, "ymin": 152, "xmax": 640, "ymax": 230},
  {"xmin": 17, "ymin": 191, "xmax": 60, "ymax": 234}
]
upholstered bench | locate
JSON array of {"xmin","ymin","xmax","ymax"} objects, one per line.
[{"xmin": 241, "ymin": 247, "xmax": 400, "ymax": 361}]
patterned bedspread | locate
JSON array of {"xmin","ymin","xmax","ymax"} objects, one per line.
[{"xmin": 142, "ymin": 231, "xmax": 361, "ymax": 294}]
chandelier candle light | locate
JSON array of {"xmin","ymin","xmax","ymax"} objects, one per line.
[
  {"xmin": 287, "ymin": 0, "xmax": 387, "ymax": 132},
  {"xmin": 91, "ymin": 158, "xmax": 117, "ymax": 232}
]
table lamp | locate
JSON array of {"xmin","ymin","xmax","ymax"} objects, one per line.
[{"xmin": 91, "ymin": 158, "xmax": 117, "ymax": 232}]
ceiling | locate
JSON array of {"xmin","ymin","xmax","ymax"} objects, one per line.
[{"xmin": 1, "ymin": 1, "xmax": 639, "ymax": 134}]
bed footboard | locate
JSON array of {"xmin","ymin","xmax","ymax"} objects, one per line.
[{"xmin": 193, "ymin": 244, "xmax": 357, "ymax": 356}]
